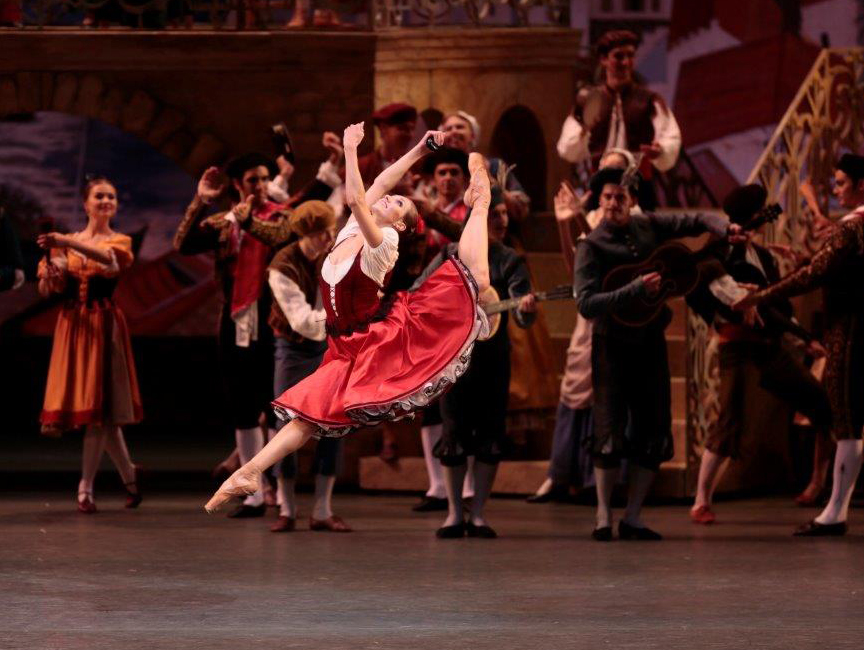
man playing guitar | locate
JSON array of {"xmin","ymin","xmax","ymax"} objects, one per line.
[
  {"xmin": 574, "ymin": 166, "xmax": 740, "ymax": 541},
  {"xmin": 686, "ymin": 184, "xmax": 831, "ymax": 525}
]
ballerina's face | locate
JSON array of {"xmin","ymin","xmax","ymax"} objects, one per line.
[
  {"xmin": 372, "ymin": 194, "xmax": 413, "ymax": 231},
  {"xmin": 84, "ymin": 182, "xmax": 118, "ymax": 222}
]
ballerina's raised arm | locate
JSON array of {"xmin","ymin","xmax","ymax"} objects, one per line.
[{"xmin": 342, "ymin": 122, "xmax": 444, "ymax": 247}]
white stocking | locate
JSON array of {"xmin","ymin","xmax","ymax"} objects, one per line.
[
  {"xmin": 277, "ymin": 476, "xmax": 297, "ymax": 518},
  {"xmin": 463, "ymin": 456, "xmax": 475, "ymax": 499},
  {"xmin": 420, "ymin": 425, "xmax": 446, "ymax": 498},
  {"xmin": 442, "ymin": 464, "xmax": 467, "ymax": 527},
  {"xmin": 469, "ymin": 461, "xmax": 498, "ymax": 526},
  {"xmin": 815, "ymin": 439, "xmax": 864, "ymax": 525},
  {"xmin": 623, "ymin": 465, "xmax": 656, "ymax": 528},
  {"xmin": 594, "ymin": 467, "xmax": 618, "ymax": 529},
  {"xmin": 312, "ymin": 474, "xmax": 336, "ymax": 520},
  {"xmin": 79, "ymin": 426, "xmax": 108, "ymax": 501},
  {"xmin": 235, "ymin": 427, "xmax": 265, "ymax": 506},
  {"xmin": 103, "ymin": 426, "xmax": 136, "ymax": 488}
]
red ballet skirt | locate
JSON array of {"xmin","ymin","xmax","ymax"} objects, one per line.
[{"xmin": 272, "ymin": 252, "xmax": 487, "ymax": 437}]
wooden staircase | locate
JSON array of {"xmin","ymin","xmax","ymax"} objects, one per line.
[{"xmin": 359, "ymin": 212, "xmax": 691, "ymax": 497}]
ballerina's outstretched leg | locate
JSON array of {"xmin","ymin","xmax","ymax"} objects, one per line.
[
  {"xmin": 457, "ymin": 152, "xmax": 491, "ymax": 293},
  {"xmin": 205, "ymin": 419, "xmax": 317, "ymax": 513}
]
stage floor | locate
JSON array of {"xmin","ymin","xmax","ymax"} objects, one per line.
[{"xmin": 2, "ymin": 493, "xmax": 862, "ymax": 650}]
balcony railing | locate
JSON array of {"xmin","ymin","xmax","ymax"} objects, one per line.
[{"xmin": 1, "ymin": 0, "xmax": 569, "ymax": 29}]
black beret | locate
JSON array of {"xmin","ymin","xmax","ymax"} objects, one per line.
[
  {"xmin": 837, "ymin": 153, "xmax": 864, "ymax": 183},
  {"xmin": 722, "ymin": 184, "xmax": 767, "ymax": 226},
  {"xmin": 422, "ymin": 147, "xmax": 469, "ymax": 176},
  {"xmin": 225, "ymin": 152, "xmax": 278, "ymax": 181}
]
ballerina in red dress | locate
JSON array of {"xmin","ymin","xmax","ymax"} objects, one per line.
[{"xmin": 205, "ymin": 123, "xmax": 492, "ymax": 512}]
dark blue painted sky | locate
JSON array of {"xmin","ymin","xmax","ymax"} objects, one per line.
[{"xmin": 0, "ymin": 112, "xmax": 195, "ymax": 260}]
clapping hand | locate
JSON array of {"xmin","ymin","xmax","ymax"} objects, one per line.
[
  {"xmin": 554, "ymin": 182, "xmax": 591, "ymax": 223},
  {"xmin": 276, "ymin": 155, "xmax": 295, "ymax": 181},
  {"xmin": 197, "ymin": 166, "xmax": 225, "ymax": 203}
]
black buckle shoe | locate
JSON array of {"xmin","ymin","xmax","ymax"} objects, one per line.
[
  {"xmin": 591, "ymin": 526, "xmax": 613, "ymax": 542},
  {"xmin": 466, "ymin": 522, "xmax": 497, "ymax": 538},
  {"xmin": 618, "ymin": 520, "xmax": 663, "ymax": 541},
  {"xmin": 793, "ymin": 520, "xmax": 848, "ymax": 537},
  {"xmin": 435, "ymin": 522, "xmax": 465, "ymax": 538}
]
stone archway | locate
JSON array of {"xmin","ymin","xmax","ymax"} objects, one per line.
[
  {"xmin": 489, "ymin": 104, "xmax": 547, "ymax": 210},
  {"xmin": 0, "ymin": 72, "xmax": 224, "ymax": 177}
]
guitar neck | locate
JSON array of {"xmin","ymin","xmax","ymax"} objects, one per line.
[{"xmin": 485, "ymin": 295, "xmax": 535, "ymax": 315}]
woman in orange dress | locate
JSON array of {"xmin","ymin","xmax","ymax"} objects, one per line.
[{"xmin": 37, "ymin": 176, "xmax": 143, "ymax": 514}]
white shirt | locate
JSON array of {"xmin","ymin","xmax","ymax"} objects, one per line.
[
  {"xmin": 321, "ymin": 217, "xmax": 399, "ymax": 288},
  {"xmin": 267, "ymin": 269, "xmax": 327, "ymax": 342},
  {"xmin": 556, "ymin": 97, "xmax": 681, "ymax": 172}
]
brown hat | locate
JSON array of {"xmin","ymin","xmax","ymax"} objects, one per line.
[
  {"xmin": 372, "ymin": 103, "xmax": 418, "ymax": 126},
  {"xmin": 290, "ymin": 200, "xmax": 335, "ymax": 237}
]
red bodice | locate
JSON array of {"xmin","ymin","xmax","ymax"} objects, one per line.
[{"xmin": 321, "ymin": 253, "xmax": 392, "ymax": 334}]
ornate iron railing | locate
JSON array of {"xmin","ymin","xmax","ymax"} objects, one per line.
[
  {"xmin": 6, "ymin": 0, "xmax": 569, "ymax": 29},
  {"xmin": 685, "ymin": 48, "xmax": 864, "ymax": 485}
]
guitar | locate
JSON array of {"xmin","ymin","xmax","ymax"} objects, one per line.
[
  {"xmin": 601, "ymin": 203, "xmax": 782, "ymax": 327},
  {"xmin": 479, "ymin": 284, "xmax": 573, "ymax": 340}
]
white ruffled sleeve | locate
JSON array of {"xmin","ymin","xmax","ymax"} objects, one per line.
[
  {"xmin": 557, "ymin": 114, "xmax": 590, "ymax": 164},
  {"xmin": 268, "ymin": 269, "xmax": 327, "ymax": 342},
  {"xmin": 360, "ymin": 227, "xmax": 399, "ymax": 287}
]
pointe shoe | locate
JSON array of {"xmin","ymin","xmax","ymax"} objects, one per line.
[
  {"xmin": 77, "ymin": 492, "xmax": 97, "ymax": 514},
  {"xmin": 124, "ymin": 465, "xmax": 143, "ymax": 509},
  {"xmin": 463, "ymin": 153, "xmax": 490, "ymax": 207},
  {"xmin": 204, "ymin": 465, "xmax": 262, "ymax": 513}
]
